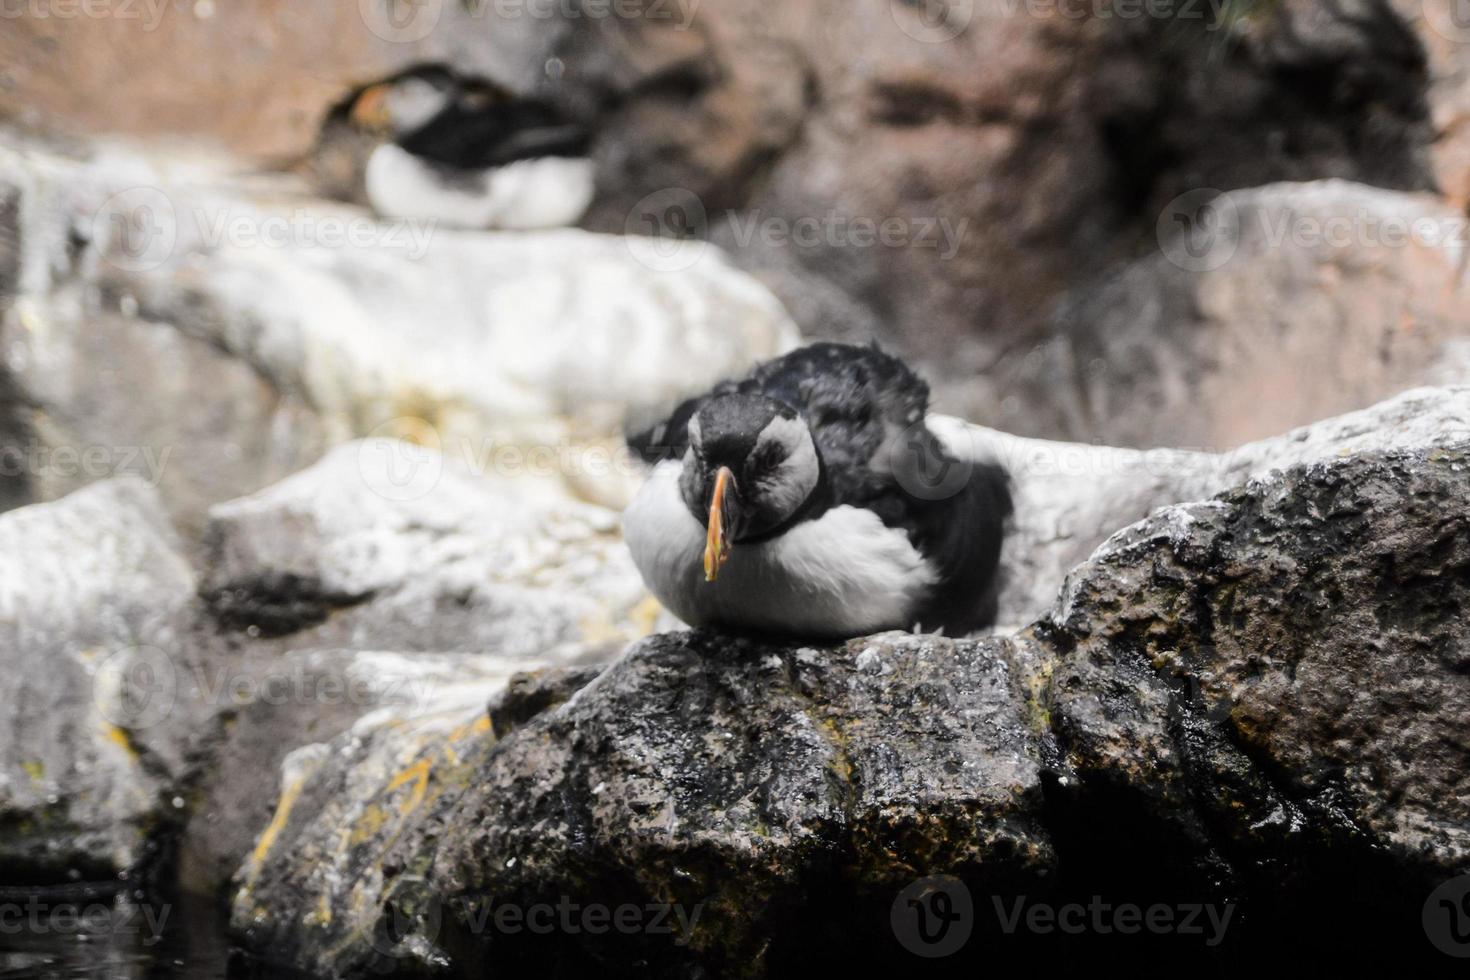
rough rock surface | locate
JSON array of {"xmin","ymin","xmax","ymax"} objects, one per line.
[
  {"xmin": 0, "ymin": 0, "xmax": 563, "ymax": 161},
  {"xmin": 7, "ymin": 2, "xmax": 1465, "ymax": 449},
  {"xmin": 0, "ymin": 139, "xmax": 798, "ymax": 532},
  {"xmin": 0, "ymin": 477, "xmax": 195, "ymax": 877},
  {"xmin": 994, "ymin": 181, "xmax": 1470, "ymax": 447},
  {"xmin": 179, "ymin": 439, "xmax": 653, "ymax": 895},
  {"xmin": 228, "ymin": 435, "xmax": 1470, "ymax": 976},
  {"xmin": 199, "ymin": 440, "xmax": 656, "ymax": 656},
  {"xmin": 1398, "ymin": 0, "xmax": 1470, "ymax": 210},
  {"xmin": 943, "ymin": 384, "xmax": 1470, "ymax": 626},
  {"xmin": 0, "ymin": 431, "xmax": 657, "ymax": 890},
  {"xmin": 179, "ymin": 648, "xmax": 564, "ymax": 902}
]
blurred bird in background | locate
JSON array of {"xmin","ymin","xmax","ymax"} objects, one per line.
[{"xmin": 311, "ymin": 66, "xmax": 595, "ymax": 230}]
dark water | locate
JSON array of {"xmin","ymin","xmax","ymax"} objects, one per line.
[{"xmin": 0, "ymin": 886, "xmax": 233, "ymax": 980}]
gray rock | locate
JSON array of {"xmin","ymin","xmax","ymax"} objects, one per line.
[
  {"xmin": 574, "ymin": 0, "xmax": 1445, "ymax": 430},
  {"xmin": 0, "ymin": 429, "xmax": 658, "ymax": 891},
  {"xmin": 227, "ymin": 434, "xmax": 1470, "ymax": 976},
  {"xmin": 934, "ymin": 384, "xmax": 1470, "ymax": 627},
  {"xmin": 181, "ymin": 438, "xmax": 653, "ymax": 895},
  {"xmin": 1047, "ymin": 450, "xmax": 1470, "ymax": 882},
  {"xmin": 0, "ymin": 139, "xmax": 798, "ymax": 533},
  {"xmin": 5, "ymin": 0, "xmax": 1462, "ymax": 454},
  {"xmin": 198, "ymin": 439, "xmax": 658, "ymax": 657},
  {"xmin": 0, "ymin": 477, "xmax": 195, "ymax": 876},
  {"xmin": 486, "ymin": 663, "xmax": 610, "ymax": 740},
  {"xmin": 994, "ymin": 181, "xmax": 1470, "ymax": 448},
  {"xmin": 180, "ymin": 648, "xmax": 560, "ymax": 901}
]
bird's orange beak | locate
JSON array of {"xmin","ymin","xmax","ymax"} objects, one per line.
[
  {"xmin": 351, "ymin": 84, "xmax": 392, "ymax": 132},
  {"xmin": 704, "ymin": 466, "xmax": 734, "ymax": 583}
]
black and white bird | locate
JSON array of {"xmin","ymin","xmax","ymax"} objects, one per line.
[
  {"xmin": 321, "ymin": 67, "xmax": 595, "ymax": 230},
  {"xmin": 623, "ymin": 343, "xmax": 1012, "ymax": 640}
]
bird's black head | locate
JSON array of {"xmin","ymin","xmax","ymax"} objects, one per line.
[
  {"xmin": 678, "ymin": 393, "xmax": 821, "ymax": 581},
  {"xmin": 352, "ymin": 69, "xmax": 462, "ymax": 138}
]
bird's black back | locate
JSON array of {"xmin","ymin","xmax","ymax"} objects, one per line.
[
  {"xmin": 629, "ymin": 343, "xmax": 1013, "ymax": 633},
  {"xmin": 398, "ymin": 98, "xmax": 590, "ymax": 169}
]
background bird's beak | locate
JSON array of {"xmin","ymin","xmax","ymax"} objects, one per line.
[
  {"xmin": 351, "ymin": 84, "xmax": 392, "ymax": 132},
  {"xmin": 704, "ymin": 466, "xmax": 735, "ymax": 582}
]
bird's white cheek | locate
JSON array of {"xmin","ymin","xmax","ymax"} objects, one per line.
[{"xmin": 755, "ymin": 437, "xmax": 819, "ymax": 525}]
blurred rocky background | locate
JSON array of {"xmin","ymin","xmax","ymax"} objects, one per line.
[
  {"xmin": 1, "ymin": 0, "xmax": 1469, "ymax": 977},
  {"xmin": 7, "ymin": 0, "xmax": 1470, "ymax": 453}
]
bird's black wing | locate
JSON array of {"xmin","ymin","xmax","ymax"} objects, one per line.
[
  {"xmin": 749, "ymin": 342, "xmax": 1012, "ymax": 633},
  {"xmin": 746, "ymin": 342, "xmax": 930, "ymax": 510},
  {"xmin": 399, "ymin": 100, "xmax": 590, "ymax": 169},
  {"xmin": 625, "ymin": 381, "xmax": 739, "ymax": 465}
]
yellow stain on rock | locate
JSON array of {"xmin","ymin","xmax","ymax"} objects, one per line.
[
  {"xmin": 305, "ymin": 892, "xmax": 333, "ymax": 928},
  {"xmin": 249, "ymin": 776, "xmax": 308, "ymax": 868},
  {"xmin": 630, "ymin": 594, "xmax": 664, "ymax": 636},
  {"xmin": 103, "ymin": 725, "xmax": 138, "ymax": 758},
  {"xmin": 349, "ymin": 804, "xmax": 389, "ymax": 847},
  {"xmin": 22, "ymin": 760, "xmax": 44, "ymax": 783},
  {"xmin": 384, "ymin": 758, "xmax": 432, "ymax": 818}
]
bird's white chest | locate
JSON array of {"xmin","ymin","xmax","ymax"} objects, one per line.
[
  {"xmin": 622, "ymin": 463, "xmax": 935, "ymax": 638},
  {"xmin": 364, "ymin": 144, "xmax": 594, "ymax": 230}
]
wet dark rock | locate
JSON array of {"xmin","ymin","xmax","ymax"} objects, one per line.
[
  {"xmin": 486, "ymin": 664, "xmax": 608, "ymax": 740},
  {"xmin": 202, "ymin": 574, "xmax": 376, "ymax": 640},
  {"xmin": 229, "ymin": 443, "xmax": 1470, "ymax": 977}
]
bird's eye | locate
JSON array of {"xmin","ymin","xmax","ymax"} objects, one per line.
[{"xmin": 748, "ymin": 445, "xmax": 784, "ymax": 478}]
